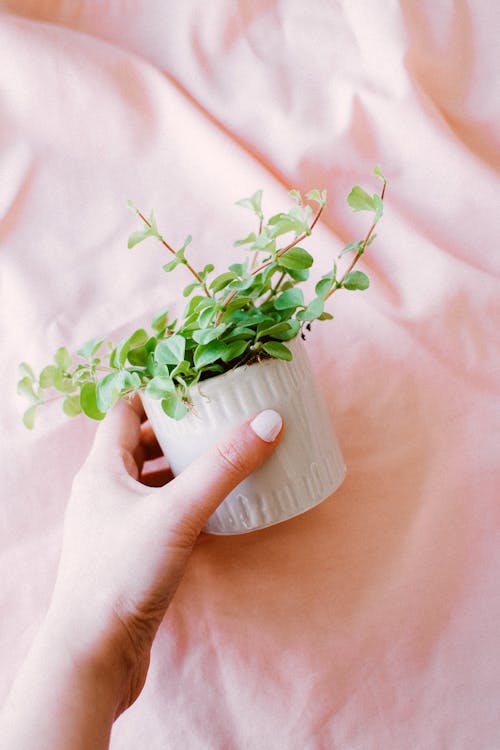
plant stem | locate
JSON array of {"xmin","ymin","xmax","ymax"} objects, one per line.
[
  {"xmin": 324, "ymin": 185, "xmax": 386, "ymax": 302},
  {"xmin": 250, "ymin": 216, "xmax": 264, "ymax": 270},
  {"xmin": 75, "ymin": 361, "xmax": 114, "ymax": 374},
  {"xmin": 262, "ymin": 271, "xmax": 286, "ymax": 305},
  {"xmin": 253, "ymin": 204, "xmax": 324, "ymax": 276},
  {"xmin": 136, "ymin": 210, "xmax": 211, "ymax": 297},
  {"xmin": 216, "ymin": 204, "xmax": 324, "ymax": 324},
  {"xmin": 272, "ymin": 271, "xmax": 286, "ymax": 295}
]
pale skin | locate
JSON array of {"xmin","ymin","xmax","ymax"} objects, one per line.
[{"xmin": 0, "ymin": 398, "xmax": 283, "ymax": 749}]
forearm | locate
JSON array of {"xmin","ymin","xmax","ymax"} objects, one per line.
[{"xmin": 0, "ymin": 619, "xmax": 122, "ymax": 750}]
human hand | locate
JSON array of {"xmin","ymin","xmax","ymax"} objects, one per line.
[{"xmin": 45, "ymin": 398, "xmax": 283, "ymax": 715}]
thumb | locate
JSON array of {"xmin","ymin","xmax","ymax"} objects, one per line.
[{"xmin": 154, "ymin": 409, "xmax": 284, "ymax": 535}]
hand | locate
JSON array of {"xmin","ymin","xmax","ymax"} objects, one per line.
[{"xmin": 45, "ymin": 398, "xmax": 283, "ymax": 715}]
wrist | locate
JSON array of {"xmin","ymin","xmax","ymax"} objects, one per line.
[
  {"xmin": 41, "ymin": 604, "xmax": 132, "ymax": 717},
  {"xmin": 0, "ymin": 616, "xmax": 124, "ymax": 749}
]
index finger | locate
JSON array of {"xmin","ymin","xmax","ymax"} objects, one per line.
[{"xmin": 88, "ymin": 398, "xmax": 143, "ymax": 470}]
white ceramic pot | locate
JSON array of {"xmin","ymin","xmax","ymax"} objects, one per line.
[{"xmin": 141, "ymin": 337, "xmax": 346, "ymax": 534}]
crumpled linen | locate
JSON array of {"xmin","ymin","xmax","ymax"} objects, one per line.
[{"xmin": 0, "ymin": 2, "xmax": 499, "ymax": 748}]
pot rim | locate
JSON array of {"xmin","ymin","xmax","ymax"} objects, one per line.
[{"xmin": 142, "ymin": 334, "xmax": 305, "ymax": 402}]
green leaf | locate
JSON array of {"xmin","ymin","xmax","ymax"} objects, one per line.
[
  {"xmin": 170, "ymin": 360, "xmax": 194, "ymax": 380},
  {"xmin": 267, "ymin": 212, "xmax": 293, "ymax": 234},
  {"xmin": 54, "ymin": 346, "xmax": 71, "ymax": 370},
  {"xmin": 162, "ymin": 238, "xmax": 191, "ymax": 270},
  {"xmin": 193, "ymin": 341, "xmax": 227, "ymax": 369},
  {"xmin": 315, "ymin": 278, "xmax": 332, "ymax": 300},
  {"xmin": 222, "ymin": 296, "xmax": 253, "ymax": 314},
  {"xmin": 148, "ymin": 212, "xmax": 159, "ymax": 235},
  {"xmin": 53, "ymin": 367, "xmax": 76, "ymax": 393},
  {"xmin": 163, "ymin": 257, "xmax": 180, "ymax": 273},
  {"xmin": 289, "ymin": 189, "xmax": 302, "ymax": 205},
  {"xmin": 278, "ymin": 246, "xmax": 314, "ymax": 270},
  {"xmin": 272, "ymin": 320, "xmax": 300, "ymax": 340},
  {"xmin": 229, "ymin": 309, "xmax": 273, "ymax": 326},
  {"xmin": 161, "ymin": 392, "xmax": 188, "ymax": 420},
  {"xmin": 116, "ymin": 329, "xmax": 148, "ymax": 368},
  {"xmin": 109, "ymin": 346, "xmax": 118, "ymax": 369},
  {"xmin": 234, "ymin": 232, "xmax": 257, "ymax": 247},
  {"xmin": 155, "ymin": 335, "xmax": 186, "ymax": 366},
  {"xmin": 96, "ymin": 371, "xmax": 140, "ymax": 412},
  {"xmin": 261, "ymin": 341, "xmax": 293, "ymax": 361},
  {"xmin": 193, "ymin": 324, "xmax": 227, "ymax": 345},
  {"xmin": 274, "ymin": 287, "xmax": 304, "ymax": 310},
  {"xmin": 63, "ymin": 394, "xmax": 82, "ymax": 417},
  {"xmin": 173, "ymin": 248, "xmax": 186, "ymax": 267},
  {"xmin": 229, "ymin": 274, "xmax": 258, "ymax": 293},
  {"xmin": 127, "ymin": 346, "xmax": 149, "ymax": 366},
  {"xmin": 72, "ymin": 364, "xmax": 91, "ymax": 383},
  {"xmin": 250, "ymin": 231, "xmax": 276, "ymax": 254},
  {"xmin": 347, "ymin": 186, "xmax": 375, "ymax": 212},
  {"xmin": 343, "ymin": 270, "xmax": 370, "ymax": 291},
  {"xmin": 17, "ymin": 376, "xmax": 38, "ymax": 403},
  {"xmin": 256, "ymin": 321, "xmax": 292, "ymax": 340},
  {"xmin": 39, "ymin": 365, "xmax": 58, "ymax": 389},
  {"xmin": 96, "ymin": 373, "xmax": 121, "ymax": 411},
  {"xmin": 297, "ymin": 297, "xmax": 324, "ymax": 321},
  {"xmin": 223, "ymin": 326, "xmax": 256, "ymax": 342},
  {"xmin": 18, "ymin": 362, "xmax": 35, "ymax": 381},
  {"xmin": 183, "ymin": 281, "xmax": 200, "ymax": 297},
  {"xmin": 179, "ymin": 235, "xmax": 192, "ymax": 253},
  {"xmin": 80, "ymin": 382, "xmax": 106, "ymax": 420},
  {"xmin": 129, "ymin": 329, "xmax": 149, "ymax": 349},
  {"xmin": 228, "ymin": 261, "xmax": 249, "ymax": 277},
  {"xmin": 198, "ymin": 304, "xmax": 217, "ymax": 328},
  {"xmin": 146, "ymin": 375, "xmax": 175, "ymax": 400},
  {"xmin": 182, "ymin": 295, "xmax": 204, "ymax": 319},
  {"xmin": 221, "ymin": 340, "xmax": 248, "ymax": 362},
  {"xmin": 77, "ymin": 337, "xmax": 104, "ymax": 360},
  {"xmin": 199, "ymin": 263, "xmax": 215, "ymax": 280},
  {"xmin": 286, "ymin": 267, "xmax": 309, "ymax": 282},
  {"xmin": 23, "ymin": 404, "xmax": 38, "ymax": 429},
  {"xmin": 235, "ymin": 190, "xmax": 263, "ymax": 218},
  {"xmin": 373, "ymin": 164, "xmax": 386, "ymax": 183},
  {"xmin": 315, "ymin": 269, "xmax": 336, "ymax": 299},
  {"xmin": 151, "ymin": 308, "xmax": 169, "ymax": 333},
  {"xmin": 268, "ymin": 205, "xmax": 311, "ymax": 238},
  {"xmin": 128, "ymin": 228, "xmax": 153, "ymax": 249},
  {"xmin": 209, "ymin": 271, "xmax": 237, "ymax": 292},
  {"xmin": 306, "ymin": 188, "xmax": 327, "ymax": 206},
  {"xmin": 179, "ymin": 317, "xmax": 200, "ymax": 335},
  {"xmin": 339, "ymin": 241, "xmax": 362, "ymax": 259},
  {"xmin": 146, "ymin": 352, "xmax": 156, "ymax": 378}
]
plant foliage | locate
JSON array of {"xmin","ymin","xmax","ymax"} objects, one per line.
[{"xmin": 19, "ymin": 167, "xmax": 387, "ymax": 427}]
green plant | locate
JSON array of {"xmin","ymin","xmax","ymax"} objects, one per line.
[{"xmin": 18, "ymin": 167, "xmax": 387, "ymax": 429}]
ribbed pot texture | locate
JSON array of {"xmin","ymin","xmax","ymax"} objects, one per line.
[{"xmin": 141, "ymin": 338, "xmax": 346, "ymax": 534}]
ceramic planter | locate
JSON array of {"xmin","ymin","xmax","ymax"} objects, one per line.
[{"xmin": 141, "ymin": 337, "xmax": 346, "ymax": 534}]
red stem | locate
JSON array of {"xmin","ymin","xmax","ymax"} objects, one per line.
[
  {"xmin": 216, "ymin": 204, "xmax": 324, "ymax": 323},
  {"xmin": 325, "ymin": 183, "xmax": 386, "ymax": 301},
  {"xmin": 137, "ymin": 211, "xmax": 211, "ymax": 297}
]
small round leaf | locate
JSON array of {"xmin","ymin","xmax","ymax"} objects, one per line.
[{"xmin": 80, "ymin": 382, "xmax": 106, "ymax": 421}]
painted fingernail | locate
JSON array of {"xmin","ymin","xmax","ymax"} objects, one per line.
[{"xmin": 250, "ymin": 409, "xmax": 283, "ymax": 443}]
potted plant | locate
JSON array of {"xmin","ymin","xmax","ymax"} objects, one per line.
[{"xmin": 18, "ymin": 167, "xmax": 387, "ymax": 534}]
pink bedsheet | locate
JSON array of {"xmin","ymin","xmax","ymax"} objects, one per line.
[{"xmin": 1, "ymin": 3, "xmax": 499, "ymax": 747}]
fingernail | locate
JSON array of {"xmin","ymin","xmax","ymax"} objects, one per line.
[{"xmin": 250, "ymin": 409, "xmax": 283, "ymax": 443}]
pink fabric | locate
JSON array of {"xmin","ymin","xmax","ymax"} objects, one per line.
[{"xmin": 1, "ymin": 2, "xmax": 499, "ymax": 747}]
